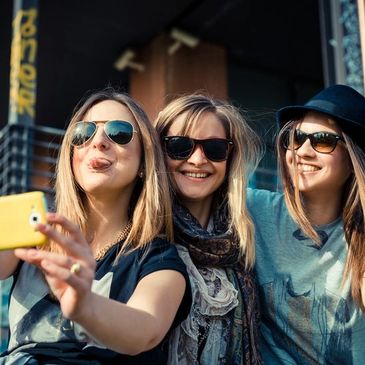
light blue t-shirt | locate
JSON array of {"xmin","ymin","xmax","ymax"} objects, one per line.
[{"xmin": 247, "ymin": 188, "xmax": 365, "ymax": 365}]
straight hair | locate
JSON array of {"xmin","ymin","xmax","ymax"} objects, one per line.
[
  {"xmin": 277, "ymin": 118, "xmax": 365, "ymax": 311},
  {"xmin": 155, "ymin": 94, "xmax": 263, "ymax": 268},
  {"xmin": 46, "ymin": 88, "xmax": 173, "ymax": 255}
]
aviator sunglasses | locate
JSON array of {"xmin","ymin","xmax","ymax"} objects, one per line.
[
  {"xmin": 70, "ymin": 120, "xmax": 137, "ymax": 147},
  {"xmin": 162, "ymin": 136, "xmax": 234, "ymax": 162},
  {"xmin": 283, "ymin": 129, "xmax": 344, "ymax": 154}
]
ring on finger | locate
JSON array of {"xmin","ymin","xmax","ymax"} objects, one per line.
[{"xmin": 70, "ymin": 262, "xmax": 81, "ymax": 275}]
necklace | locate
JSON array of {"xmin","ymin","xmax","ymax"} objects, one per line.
[{"xmin": 94, "ymin": 222, "xmax": 132, "ymax": 261}]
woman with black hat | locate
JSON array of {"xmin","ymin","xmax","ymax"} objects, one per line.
[{"xmin": 247, "ymin": 84, "xmax": 365, "ymax": 364}]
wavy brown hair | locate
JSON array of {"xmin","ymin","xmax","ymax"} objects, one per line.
[
  {"xmin": 155, "ymin": 94, "xmax": 263, "ymax": 268},
  {"xmin": 277, "ymin": 118, "xmax": 365, "ymax": 311}
]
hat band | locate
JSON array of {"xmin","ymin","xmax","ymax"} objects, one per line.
[{"xmin": 306, "ymin": 99, "xmax": 344, "ymax": 119}]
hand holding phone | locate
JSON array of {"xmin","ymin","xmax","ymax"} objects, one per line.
[{"xmin": 0, "ymin": 191, "xmax": 48, "ymax": 250}]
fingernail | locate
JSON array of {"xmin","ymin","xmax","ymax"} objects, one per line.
[{"xmin": 36, "ymin": 223, "xmax": 46, "ymax": 231}]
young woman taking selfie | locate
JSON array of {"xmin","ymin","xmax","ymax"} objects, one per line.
[{"xmin": 0, "ymin": 89, "xmax": 191, "ymax": 365}]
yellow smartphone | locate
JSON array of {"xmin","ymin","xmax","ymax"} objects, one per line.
[{"xmin": 0, "ymin": 191, "xmax": 48, "ymax": 250}]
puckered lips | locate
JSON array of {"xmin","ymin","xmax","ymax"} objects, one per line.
[{"xmin": 88, "ymin": 157, "xmax": 112, "ymax": 171}]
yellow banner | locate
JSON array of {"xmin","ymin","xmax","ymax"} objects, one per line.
[{"xmin": 9, "ymin": 5, "xmax": 38, "ymax": 124}]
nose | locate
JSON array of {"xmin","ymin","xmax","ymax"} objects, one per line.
[
  {"xmin": 187, "ymin": 144, "xmax": 208, "ymax": 165},
  {"xmin": 296, "ymin": 137, "xmax": 316, "ymax": 157},
  {"xmin": 92, "ymin": 125, "xmax": 110, "ymax": 150}
]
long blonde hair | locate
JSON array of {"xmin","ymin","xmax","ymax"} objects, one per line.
[
  {"xmin": 155, "ymin": 94, "xmax": 263, "ymax": 268},
  {"xmin": 277, "ymin": 118, "xmax": 365, "ymax": 311},
  {"xmin": 49, "ymin": 89, "xmax": 173, "ymax": 253}
]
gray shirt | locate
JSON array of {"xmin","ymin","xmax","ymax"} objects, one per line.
[{"xmin": 247, "ymin": 188, "xmax": 365, "ymax": 365}]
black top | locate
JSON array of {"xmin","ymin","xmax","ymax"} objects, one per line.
[{"xmin": 1, "ymin": 238, "xmax": 191, "ymax": 365}]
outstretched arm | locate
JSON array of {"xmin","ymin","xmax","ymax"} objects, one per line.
[
  {"xmin": 76, "ymin": 270, "xmax": 185, "ymax": 355},
  {"xmin": 0, "ymin": 251, "xmax": 19, "ymax": 280},
  {"xmin": 15, "ymin": 213, "xmax": 186, "ymax": 355}
]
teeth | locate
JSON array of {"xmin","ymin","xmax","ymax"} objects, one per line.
[
  {"xmin": 184, "ymin": 172, "xmax": 209, "ymax": 178},
  {"xmin": 298, "ymin": 164, "xmax": 320, "ymax": 172}
]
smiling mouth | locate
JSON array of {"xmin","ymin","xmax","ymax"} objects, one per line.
[
  {"xmin": 297, "ymin": 163, "xmax": 320, "ymax": 172},
  {"xmin": 183, "ymin": 172, "xmax": 210, "ymax": 178}
]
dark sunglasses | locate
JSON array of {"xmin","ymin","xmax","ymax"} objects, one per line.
[
  {"xmin": 282, "ymin": 129, "xmax": 344, "ymax": 154},
  {"xmin": 162, "ymin": 136, "xmax": 233, "ymax": 162},
  {"xmin": 70, "ymin": 120, "xmax": 137, "ymax": 147}
]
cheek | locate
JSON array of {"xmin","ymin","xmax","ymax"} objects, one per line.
[
  {"xmin": 71, "ymin": 149, "xmax": 84, "ymax": 181},
  {"xmin": 116, "ymin": 141, "xmax": 142, "ymax": 172},
  {"xmin": 165, "ymin": 159, "xmax": 182, "ymax": 192},
  {"xmin": 284, "ymin": 151, "xmax": 296, "ymax": 181},
  {"xmin": 285, "ymin": 150, "xmax": 293, "ymax": 166},
  {"xmin": 166, "ymin": 158, "xmax": 180, "ymax": 173},
  {"xmin": 72, "ymin": 152, "xmax": 79, "ymax": 169},
  {"xmin": 335, "ymin": 153, "xmax": 352, "ymax": 180},
  {"xmin": 216, "ymin": 162, "xmax": 227, "ymax": 180},
  {"xmin": 130, "ymin": 140, "xmax": 142, "ymax": 166}
]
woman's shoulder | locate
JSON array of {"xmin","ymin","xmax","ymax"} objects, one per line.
[
  {"xmin": 135, "ymin": 237, "xmax": 188, "ymax": 276},
  {"xmin": 110, "ymin": 237, "xmax": 183, "ymax": 276},
  {"xmin": 124, "ymin": 236, "xmax": 177, "ymax": 256},
  {"xmin": 141, "ymin": 236, "xmax": 179, "ymax": 256},
  {"xmin": 247, "ymin": 187, "xmax": 282, "ymax": 199},
  {"xmin": 247, "ymin": 187, "xmax": 284, "ymax": 210}
]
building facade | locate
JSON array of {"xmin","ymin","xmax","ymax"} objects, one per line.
[{"xmin": 0, "ymin": 0, "xmax": 364, "ymax": 351}]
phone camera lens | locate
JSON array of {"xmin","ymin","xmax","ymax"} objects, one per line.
[{"xmin": 29, "ymin": 212, "xmax": 41, "ymax": 226}]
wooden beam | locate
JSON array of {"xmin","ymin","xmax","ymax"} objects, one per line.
[{"xmin": 130, "ymin": 34, "xmax": 227, "ymax": 120}]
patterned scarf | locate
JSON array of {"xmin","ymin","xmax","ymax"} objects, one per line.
[{"xmin": 173, "ymin": 201, "xmax": 262, "ymax": 365}]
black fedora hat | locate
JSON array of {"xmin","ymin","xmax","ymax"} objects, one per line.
[{"xmin": 276, "ymin": 84, "xmax": 365, "ymax": 149}]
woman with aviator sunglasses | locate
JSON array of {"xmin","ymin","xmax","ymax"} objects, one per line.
[
  {"xmin": 0, "ymin": 89, "xmax": 192, "ymax": 365},
  {"xmin": 247, "ymin": 84, "xmax": 365, "ymax": 364},
  {"xmin": 155, "ymin": 94, "xmax": 263, "ymax": 365}
]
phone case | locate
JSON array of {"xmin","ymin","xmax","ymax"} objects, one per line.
[{"xmin": 0, "ymin": 191, "xmax": 48, "ymax": 250}]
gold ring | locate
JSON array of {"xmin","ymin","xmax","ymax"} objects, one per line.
[{"xmin": 70, "ymin": 262, "xmax": 81, "ymax": 274}]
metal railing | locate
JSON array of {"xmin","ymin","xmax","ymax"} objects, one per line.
[
  {"xmin": 0, "ymin": 122, "xmax": 64, "ymax": 351},
  {"xmin": 0, "ymin": 123, "xmax": 64, "ymax": 196}
]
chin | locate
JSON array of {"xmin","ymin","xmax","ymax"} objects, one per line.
[
  {"xmin": 82, "ymin": 186, "xmax": 106, "ymax": 195},
  {"xmin": 180, "ymin": 190, "xmax": 213, "ymax": 203}
]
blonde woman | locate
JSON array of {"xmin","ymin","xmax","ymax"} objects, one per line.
[
  {"xmin": 0, "ymin": 89, "xmax": 191, "ymax": 364},
  {"xmin": 155, "ymin": 94, "xmax": 263, "ymax": 365},
  {"xmin": 247, "ymin": 84, "xmax": 365, "ymax": 364}
]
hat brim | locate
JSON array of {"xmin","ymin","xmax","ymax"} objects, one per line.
[
  {"xmin": 276, "ymin": 105, "xmax": 352, "ymax": 127},
  {"xmin": 276, "ymin": 105, "xmax": 365, "ymax": 150}
]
